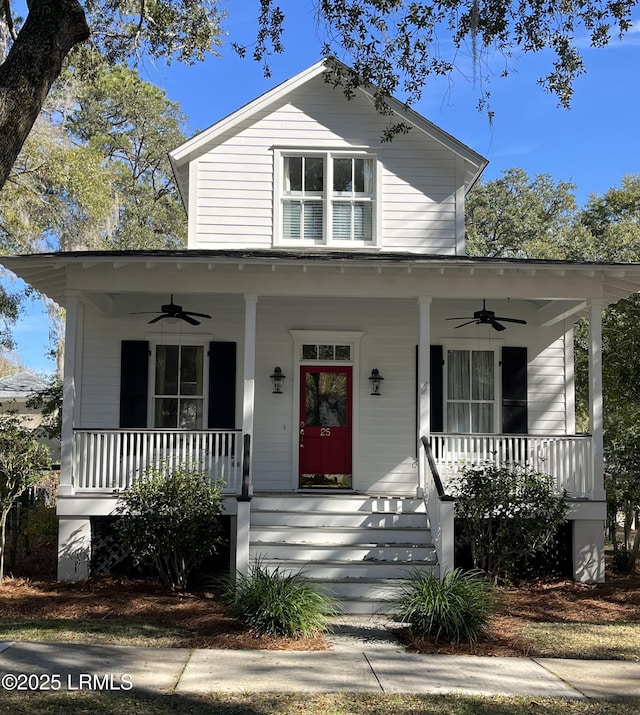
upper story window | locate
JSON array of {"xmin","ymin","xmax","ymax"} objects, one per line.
[{"xmin": 279, "ymin": 152, "xmax": 376, "ymax": 246}]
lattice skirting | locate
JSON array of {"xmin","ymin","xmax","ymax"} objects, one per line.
[{"xmin": 90, "ymin": 517, "xmax": 130, "ymax": 575}]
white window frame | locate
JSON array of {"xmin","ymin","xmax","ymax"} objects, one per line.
[
  {"xmin": 273, "ymin": 148, "xmax": 381, "ymax": 248},
  {"xmin": 442, "ymin": 339, "xmax": 502, "ymax": 434},
  {"xmin": 148, "ymin": 337, "xmax": 210, "ymax": 430}
]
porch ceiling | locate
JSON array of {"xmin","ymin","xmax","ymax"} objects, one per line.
[{"xmin": 3, "ymin": 250, "xmax": 640, "ymax": 316}]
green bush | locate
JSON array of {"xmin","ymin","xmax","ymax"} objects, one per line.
[
  {"xmin": 453, "ymin": 463, "xmax": 568, "ymax": 582},
  {"xmin": 396, "ymin": 568, "xmax": 494, "ymax": 644},
  {"xmin": 222, "ymin": 561, "xmax": 339, "ymax": 638},
  {"xmin": 115, "ymin": 464, "xmax": 224, "ymax": 590}
]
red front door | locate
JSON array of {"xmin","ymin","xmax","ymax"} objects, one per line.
[{"xmin": 299, "ymin": 366, "xmax": 352, "ymax": 489}]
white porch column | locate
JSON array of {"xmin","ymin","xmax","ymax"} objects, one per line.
[
  {"xmin": 589, "ymin": 299, "xmax": 604, "ymax": 501},
  {"xmin": 235, "ymin": 294, "xmax": 257, "ymax": 577},
  {"xmin": 417, "ymin": 296, "xmax": 432, "ymax": 497},
  {"xmin": 242, "ymin": 294, "xmax": 258, "ymax": 469},
  {"xmin": 59, "ymin": 292, "xmax": 81, "ymax": 497}
]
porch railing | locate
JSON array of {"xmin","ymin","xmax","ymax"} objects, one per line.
[
  {"xmin": 428, "ymin": 433, "xmax": 594, "ymax": 497},
  {"xmin": 72, "ymin": 429, "xmax": 242, "ymax": 494}
]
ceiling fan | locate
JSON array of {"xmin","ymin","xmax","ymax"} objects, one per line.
[
  {"xmin": 131, "ymin": 295, "xmax": 211, "ymax": 326},
  {"xmin": 447, "ymin": 300, "xmax": 527, "ymax": 332}
]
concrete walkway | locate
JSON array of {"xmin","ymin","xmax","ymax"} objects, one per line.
[{"xmin": 0, "ymin": 619, "xmax": 639, "ymax": 699}]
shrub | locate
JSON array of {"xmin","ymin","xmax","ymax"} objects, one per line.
[
  {"xmin": 453, "ymin": 463, "xmax": 568, "ymax": 582},
  {"xmin": 396, "ymin": 568, "xmax": 494, "ymax": 644},
  {"xmin": 115, "ymin": 464, "xmax": 224, "ymax": 590},
  {"xmin": 0, "ymin": 415, "xmax": 51, "ymax": 584},
  {"xmin": 222, "ymin": 561, "xmax": 339, "ymax": 638}
]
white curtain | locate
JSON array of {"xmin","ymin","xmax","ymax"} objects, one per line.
[{"xmin": 447, "ymin": 349, "xmax": 494, "ymax": 433}]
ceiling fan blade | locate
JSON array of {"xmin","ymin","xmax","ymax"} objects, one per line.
[
  {"xmin": 491, "ymin": 320, "xmax": 507, "ymax": 331},
  {"xmin": 446, "ymin": 316, "xmax": 474, "ymax": 321},
  {"xmin": 179, "ymin": 314, "xmax": 201, "ymax": 326},
  {"xmin": 183, "ymin": 311, "xmax": 211, "ymax": 319},
  {"xmin": 494, "ymin": 316, "xmax": 527, "ymax": 324},
  {"xmin": 454, "ymin": 320, "xmax": 478, "ymax": 329},
  {"xmin": 147, "ymin": 314, "xmax": 167, "ymax": 324}
]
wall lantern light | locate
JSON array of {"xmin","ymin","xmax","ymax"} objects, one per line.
[
  {"xmin": 270, "ymin": 367, "xmax": 286, "ymax": 394},
  {"xmin": 368, "ymin": 368, "xmax": 384, "ymax": 396}
]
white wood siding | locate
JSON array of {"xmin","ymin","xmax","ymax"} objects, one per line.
[
  {"xmin": 192, "ymin": 76, "xmax": 461, "ymax": 255},
  {"xmin": 528, "ymin": 336, "xmax": 568, "ymax": 435}
]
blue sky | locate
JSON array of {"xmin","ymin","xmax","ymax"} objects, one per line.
[{"xmin": 8, "ymin": 4, "xmax": 640, "ymax": 374}]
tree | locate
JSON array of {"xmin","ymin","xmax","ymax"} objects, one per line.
[
  {"xmin": 467, "ymin": 170, "xmax": 640, "ymax": 570},
  {"xmin": 1, "ymin": 0, "xmax": 638, "ymax": 191},
  {"xmin": 0, "ymin": 0, "xmax": 223, "ymax": 192},
  {"xmin": 0, "ymin": 414, "xmax": 51, "ymax": 584},
  {"xmin": 465, "ymin": 168, "xmax": 578, "ymax": 258},
  {"xmin": 65, "ymin": 59, "xmax": 188, "ymax": 250}
]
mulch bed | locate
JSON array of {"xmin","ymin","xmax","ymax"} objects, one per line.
[{"xmin": 1, "ymin": 570, "xmax": 639, "ymax": 654}]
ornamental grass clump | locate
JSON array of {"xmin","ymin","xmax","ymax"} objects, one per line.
[
  {"xmin": 396, "ymin": 568, "xmax": 495, "ymax": 644},
  {"xmin": 223, "ymin": 561, "xmax": 339, "ymax": 638}
]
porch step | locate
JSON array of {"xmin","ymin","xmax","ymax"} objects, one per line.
[
  {"xmin": 251, "ymin": 525, "xmax": 430, "ymax": 545},
  {"xmin": 248, "ymin": 494, "xmax": 438, "ymax": 615}
]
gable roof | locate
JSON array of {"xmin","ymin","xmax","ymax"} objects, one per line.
[{"xmin": 169, "ymin": 58, "xmax": 488, "ymax": 204}]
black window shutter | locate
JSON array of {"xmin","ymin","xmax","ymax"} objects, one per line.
[
  {"xmin": 208, "ymin": 342, "xmax": 237, "ymax": 429},
  {"xmin": 120, "ymin": 341, "xmax": 149, "ymax": 428},
  {"xmin": 502, "ymin": 346, "xmax": 528, "ymax": 434},
  {"xmin": 430, "ymin": 345, "xmax": 444, "ymax": 433}
]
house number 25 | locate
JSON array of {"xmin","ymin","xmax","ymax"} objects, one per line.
[{"xmin": 320, "ymin": 427, "xmax": 332, "ymax": 437}]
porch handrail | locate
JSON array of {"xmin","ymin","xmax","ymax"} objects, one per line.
[
  {"xmin": 240, "ymin": 433, "xmax": 251, "ymax": 501},
  {"xmin": 420, "ymin": 435, "xmax": 455, "ymax": 577},
  {"xmin": 72, "ymin": 428, "xmax": 242, "ymax": 494}
]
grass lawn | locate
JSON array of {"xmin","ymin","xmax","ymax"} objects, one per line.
[{"xmin": 0, "ymin": 693, "xmax": 639, "ymax": 715}]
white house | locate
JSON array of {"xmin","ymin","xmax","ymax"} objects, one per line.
[{"xmin": 3, "ymin": 59, "xmax": 640, "ymax": 613}]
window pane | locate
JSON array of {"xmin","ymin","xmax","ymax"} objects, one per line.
[
  {"xmin": 283, "ymin": 201, "xmax": 301, "ymax": 239},
  {"xmin": 354, "ymin": 158, "xmax": 374, "ymax": 193},
  {"xmin": 305, "ymin": 372, "xmax": 348, "ymax": 427},
  {"xmin": 333, "ymin": 158, "xmax": 352, "ymax": 192},
  {"xmin": 335, "ymin": 345, "xmax": 351, "ymax": 361},
  {"xmin": 472, "ymin": 403, "xmax": 493, "ymax": 433},
  {"xmin": 155, "ymin": 345, "xmax": 179, "ymax": 395},
  {"xmin": 319, "ymin": 345, "xmax": 334, "ymax": 360},
  {"xmin": 447, "ymin": 350, "xmax": 470, "ymax": 400},
  {"xmin": 332, "ymin": 202, "xmax": 351, "ymax": 240},
  {"xmin": 155, "ymin": 398, "xmax": 178, "ymax": 428},
  {"xmin": 302, "ymin": 344, "xmax": 318, "ymax": 359},
  {"xmin": 353, "ymin": 202, "xmax": 372, "ymax": 240},
  {"xmin": 180, "ymin": 346, "xmax": 203, "ymax": 396},
  {"xmin": 303, "ymin": 202, "xmax": 323, "ymax": 239},
  {"xmin": 447, "ymin": 403, "xmax": 469, "ymax": 432},
  {"xmin": 179, "ymin": 399, "xmax": 203, "ymax": 430},
  {"xmin": 285, "ymin": 156, "xmax": 302, "ymax": 193},
  {"xmin": 305, "ymin": 157, "xmax": 324, "ymax": 192},
  {"xmin": 472, "ymin": 351, "xmax": 494, "ymax": 400}
]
